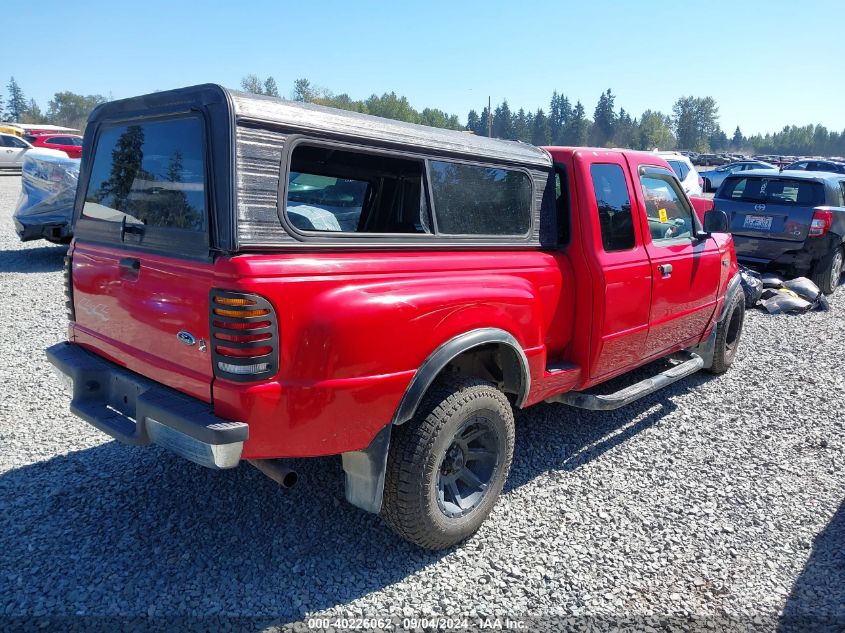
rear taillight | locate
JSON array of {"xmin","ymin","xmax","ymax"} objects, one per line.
[
  {"xmin": 698, "ymin": 176, "xmax": 704, "ymax": 189},
  {"xmin": 210, "ymin": 291, "xmax": 279, "ymax": 381},
  {"xmin": 63, "ymin": 255, "xmax": 75, "ymax": 321},
  {"xmin": 809, "ymin": 209, "xmax": 833, "ymax": 237}
]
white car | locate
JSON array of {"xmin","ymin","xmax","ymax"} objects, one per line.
[
  {"xmin": 0, "ymin": 133, "xmax": 33, "ymax": 170},
  {"xmin": 656, "ymin": 151, "xmax": 703, "ymax": 197}
]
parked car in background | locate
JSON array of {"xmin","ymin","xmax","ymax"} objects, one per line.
[
  {"xmin": 30, "ymin": 134, "xmax": 84, "ymax": 159},
  {"xmin": 0, "ymin": 132, "xmax": 33, "ymax": 170},
  {"xmin": 784, "ymin": 159, "xmax": 845, "ymax": 175},
  {"xmin": 656, "ymin": 151, "xmax": 703, "ymax": 196},
  {"xmin": 696, "ymin": 154, "xmax": 731, "ymax": 167},
  {"xmin": 47, "ymin": 84, "xmax": 745, "ymax": 550},
  {"xmin": 700, "ymin": 160, "xmax": 778, "ymax": 192},
  {"xmin": 713, "ymin": 170, "xmax": 845, "ymax": 294}
]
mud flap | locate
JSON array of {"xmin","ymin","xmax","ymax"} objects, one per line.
[{"xmin": 341, "ymin": 424, "xmax": 391, "ymax": 514}]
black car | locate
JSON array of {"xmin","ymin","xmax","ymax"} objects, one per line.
[
  {"xmin": 784, "ymin": 159, "xmax": 845, "ymax": 174},
  {"xmin": 713, "ymin": 170, "xmax": 845, "ymax": 294}
]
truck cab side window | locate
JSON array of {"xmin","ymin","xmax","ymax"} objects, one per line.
[
  {"xmin": 639, "ymin": 169, "xmax": 695, "ymax": 243},
  {"xmin": 590, "ymin": 163, "xmax": 635, "ymax": 251}
]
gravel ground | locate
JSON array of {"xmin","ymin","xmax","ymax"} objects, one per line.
[{"xmin": 0, "ymin": 173, "xmax": 842, "ymax": 632}]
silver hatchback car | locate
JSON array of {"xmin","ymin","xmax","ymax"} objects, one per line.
[{"xmin": 0, "ymin": 133, "xmax": 32, "ymax": 170}]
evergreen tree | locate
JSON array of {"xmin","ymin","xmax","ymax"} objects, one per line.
[
  {"xmin": 513, "ymin": 108, "xmax": 529, "ymax": 143},
  {"xmin": 478, "ymin": 106, "xmax": 492, "ymax": 137},
  {"xmin": 466, "ymin": 110, "xmax": 480, "ymax": 134},
  {"xmin": 613, "ymin": 108, "xmax": 635, "ymax": 148},
  {"xmin": 565, "ymin": 101, "xmax": 590, "ymax": 145},
  {"xmin": 709, "ymin": 124, "xmax": 729, "ymax": 151},
  {"xmin": 525, "ymin": 111, "xmax": 535, "ymax": 141},
  {"xmin": 493, "ymin": 100, "xmax": 515, "ymax": 139},
  {"xmin": 549, "ymin": 92, "xmax": 574, "ymax": 145},
  {"xmin": 531, "ymin": 108, "xmax": 551, "ymax": 146},
  {"xmin": 731, "ymin": 126, "xmax": 744, "ymax": 149},
  {"xmin": 6, "ymin": 77, "xmax": 26, "ymax": 122},
  {"xmin": 590, "ymin": 89, "xmax": 616, "ymax": 147},
  {"xmin": 551, "ymin": 94, "xmax": 572, "ymax": 145}
]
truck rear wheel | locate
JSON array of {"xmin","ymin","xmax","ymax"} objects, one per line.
[
  {"xmin": 708, "ymin": 290, "xmax": 745, "ymax": 374},
  {"xmin": 811, "ymin": 245, "xmax": 843, "ymax": 295},
  {"xmin": 381, "ymin": 376, "xmax": 514, "ymax": 550}
]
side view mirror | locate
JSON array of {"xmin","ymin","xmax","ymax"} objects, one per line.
[{"xmin": 703, "ymin": 209, "xmax": 729, "ymax": 233}]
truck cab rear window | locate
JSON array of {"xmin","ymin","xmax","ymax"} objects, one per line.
[{"xmin": 83, "ymin": 117, "xmax": 206, "ymax": 231}]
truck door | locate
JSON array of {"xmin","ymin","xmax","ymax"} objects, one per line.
[
  {"xmin": 633, "ymin": 164, "xmax": 721, "ymax": 358},
  {"xmin": 578, "ymin": 155, "xmax": 653, "ymax": 379}
]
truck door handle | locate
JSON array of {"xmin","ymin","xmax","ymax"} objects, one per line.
[
  {"xmin": 658, "ymin": 264, "xmax": 673, "ymax": 277},
  {"xmin": 119, "ymin": 257, "xmax": 140, "ymax": 272}
]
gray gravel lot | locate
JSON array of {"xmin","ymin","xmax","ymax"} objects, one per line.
[{"xmin": 0, "ymin": 173, "xmax": 842, "ymax": 631}]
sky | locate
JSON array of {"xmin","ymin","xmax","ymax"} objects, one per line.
[{"xmin": 3, "ymin": 0, "xmax": 843, "ymax": 136}]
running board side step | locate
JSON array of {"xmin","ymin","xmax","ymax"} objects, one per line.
[{"xmin": 546, "ymin": 352, "xmax": 704, "ymax": 411}]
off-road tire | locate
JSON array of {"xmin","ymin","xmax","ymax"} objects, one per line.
[
  {"xmin": 811, "ymin": 245, "xmax": 843, "ymax": 296},
  {"xmin": 381, "ymin": 376, "xmax": 514, "ymax": 550},
  {"xmin": 708, "ymin": 290, "xmax": 745, "ymax": 374}
]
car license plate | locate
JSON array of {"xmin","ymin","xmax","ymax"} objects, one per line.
[{"xmin": 743, "ymin": 214, "xmax": 773, "ymax": 230}]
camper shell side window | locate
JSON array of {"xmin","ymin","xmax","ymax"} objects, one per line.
[{"xmin": 279, "ymin": 138, "xmax": 535, "ymax": 242}]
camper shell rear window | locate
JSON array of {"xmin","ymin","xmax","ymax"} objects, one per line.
[{"xmin": 80, "ymin": 115, "xmax": 209, "ymax": 251}]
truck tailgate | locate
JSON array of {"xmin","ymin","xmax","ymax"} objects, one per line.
[{"xmin": 71, "ymin": 244, "xmax": 216, "ymax": 402}]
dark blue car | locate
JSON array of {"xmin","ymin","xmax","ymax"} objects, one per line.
[
  {"xmin": 784, "ymin": 159, "xmax": 845, "ymax": 175},
  {"xmin": 713, "ymin": 170, "xmax": 845, "ymax": 294}
]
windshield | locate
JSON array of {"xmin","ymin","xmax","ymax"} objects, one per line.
[{"xmin": 719, "ymin": 176, "xmax": 825, "ymax": 206}]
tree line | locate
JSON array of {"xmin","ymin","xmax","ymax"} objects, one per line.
[
  {"xmin": 2, "ymin": 77, "xmax": 107, "ymax": 132},
  {"xmin": 4, "ymin": 73, "xmax": 844, "ymax": 158},
  {"xmin": 240, "ymin": 76, "xmax": 845, "ymax": 157}
]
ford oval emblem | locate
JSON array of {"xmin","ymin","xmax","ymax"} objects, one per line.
[{"xmin": 177, "ymin": 330, "xmax": 196, "ymax": 346}]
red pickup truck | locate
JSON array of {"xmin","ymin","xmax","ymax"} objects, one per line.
[{"xmin": 47, "ymin": 85, "xmax": 744, "ymax": 549}]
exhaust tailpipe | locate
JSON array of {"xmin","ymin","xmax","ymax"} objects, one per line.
[{"xmin": 248, "ymin": 459, "xmax": 298, "ymax": 488}]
